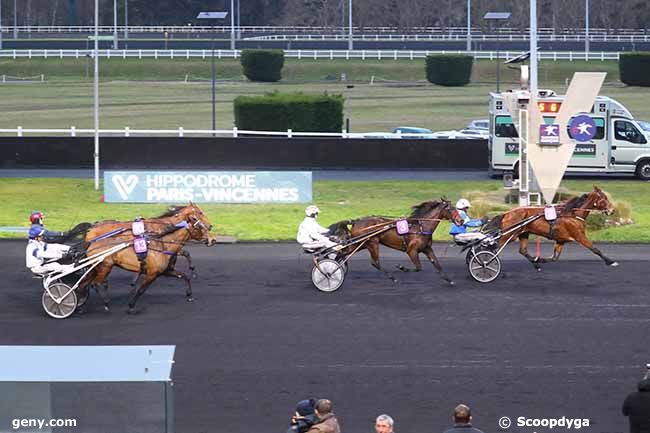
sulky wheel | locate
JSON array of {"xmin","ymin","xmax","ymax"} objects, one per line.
[
  {"xmin": 42, "ymin": 283, "xmax": 78, "ymax": 319},
  {"xmin": 311, "ymin": 259, "xmax": 346, "ymax": 292},
  {"xmin": 468, "ymin": 250, "xmax": 502, "ymax": 283}
]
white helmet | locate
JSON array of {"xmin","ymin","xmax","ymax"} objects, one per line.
[
  {"xmin": 305, "ymin": 205, "xmax": 321, "ymax": 217},
  {"xmin": 455, "ymin": 199, "xmax": 471, "ymax": 210}
]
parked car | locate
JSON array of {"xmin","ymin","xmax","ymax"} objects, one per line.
[
  {"xmin": 638, "ymin": 120, "xmax": 650, "ymax": 133},
  {"xmin": 392, "ymin": 126, "xmax": 433, "ymax": 135},
  {"xmin": 466, "ymin": 119, "xmax": 489, "ymax": 131},
  {"xmin": 431, "ymin": 130, "xmax": 485, "ymax": 139}
]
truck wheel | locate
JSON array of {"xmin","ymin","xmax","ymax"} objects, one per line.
[{"xmin": 636, "ymin": 160, "xmax": 650, "ymax": 180}]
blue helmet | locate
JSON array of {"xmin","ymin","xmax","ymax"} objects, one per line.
[{"xmin": 28, "ymin": 225, "xmax": 45, "ymax": 239}]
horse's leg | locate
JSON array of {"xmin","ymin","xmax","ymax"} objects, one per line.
[
  {"xmin": 127, "ymin": 274, "xmax": 157, "ymax": 314},
  {"xmin": 162, "ymin": 268, "xmax": 194, "ymax": 302},
  {"xmin": 422, "ymin": 246, "xmax": 455, "ymax": 285},
  {"xmin": 396, "ymin": 244, "xmax": 423, "ymax": 272},
  {"xmin": 518, "ymin": 233, "xmax": 542, "ymax": 271},
  {"xmin": 537, "ymin": 241, "xmax": 566, "ymax": 263},
  {"xmin": 367, "ymin": 240, "xmax": 398, "ymax": 282},
  {"xmin": 92, "ymin": 263, "xmax": 114, "ymax": 311},
  {"xmin": 179, "ymin": 249, "xmax": 197, "ymax": 278},
  {"xmin": 572, "ymin": 232, "xmax": 619, "ymax": 266}
]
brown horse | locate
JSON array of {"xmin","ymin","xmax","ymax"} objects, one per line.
[
  {"xmin": 484, "ymin": 186, "xmax": 617, "ymax": 270},
  {"xmin": 330, "ymin": 199, "xmax": 455, "ymax": 285},
  {"xmin": 84, "ymin": 203, "xmax": 216, "ymax": 313},
  {"xmin": 83, "ymin": 205, "xmax": 201, "ymax": 278}
]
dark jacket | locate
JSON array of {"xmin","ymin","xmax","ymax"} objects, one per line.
[
  {"xmin": 443, "ymin": 423, "xmax": 485, "ymax": 433},
  {"xmin": 623, "ymin": 378, "xmax": 650, "ymax": 433},
  {"xmin": 306, "ymin": 413, "xmax": 341, "ymax": 433}
]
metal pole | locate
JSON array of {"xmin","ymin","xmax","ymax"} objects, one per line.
[
  {"xmin": 113, "ymin": 0, "xmax": 118, "ymax": 49},
  {"xmin": 466, "ymin": 0, "xmax": 471, "ymax": 52},
  {"xmin": 13, "ymin": 0, "xmax": 16, "ymax": 39},
  {"xmin": 211, "ymin": 24, "xmax": 216, "ymax": 134},
  {"xmin": 124, "ymin": 0, "xmax": 129, "ymax": 47},
  {"xmin": 348, "ymin": 0, "xmax": 353, "ymax": 50},
  {"xmin": 94, "ymin": 0, "xmax": 100, "ymax": 190},
  {"xmin": 236, "ymin": 0, "xmax": 241, "ymax": 39},
  {"xmin": 496, "ymin": 28, "xmax": 500, "ymax": 93},
  {"xmin": 1, "ymin": 0, "xmax": 3, "ymax": 50},
  {"xmin": 530, "ymin": 0, "xmax": 538, "ymax": 96},
  {"xmin": 585, "ymin": 0, "xmax": 589, "ymax": 58},
  {"xmin": 230, "ymin": 0, "xmax": 235, "ymax": 50}
]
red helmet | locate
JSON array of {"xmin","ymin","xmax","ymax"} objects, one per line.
[{"xmin": 30, "ymin": 211, "xmax": 44, "ymax": 224}]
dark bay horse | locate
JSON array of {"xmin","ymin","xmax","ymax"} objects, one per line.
[
  {"xmin": 484, "ymin": 186, "xmax": 617, "ymax": 270},
  {"xmin": 330, "ymin": 199, "xmax": 455, "ymax": 285},
  {"xmin": 84, "ymin": 204, "xmax": 216, "ymax": 313}
]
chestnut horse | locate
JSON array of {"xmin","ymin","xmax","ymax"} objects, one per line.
[
  {"xmin": 330, "ymin": 199, "xmax": 455, "ymax": 285},
  {"xmin": 483, "ymin": 186, "xmax": 617, "ymax": 270},
  {"xmin": 83, "ymin": 204, "xmax": 216, "ymax": 313}
]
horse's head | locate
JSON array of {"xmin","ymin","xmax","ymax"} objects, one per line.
[
  {"xmin": 590, "ymin": 186, "xmax": 614, "ymax": 215},
  {"xmin": 328, "ymin": 220, "xmax": 352, "ymax": 240},
  {"xmin": 181, "ymin": 202, "xmax": 217, "ymax": 246},
  {"xmin": 438, "ymin": 197, "xmax": 455, "ymax": 221}
]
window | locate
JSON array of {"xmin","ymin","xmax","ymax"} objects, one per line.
[
  {"xmin": 615, "ymin": 120, "xmax": 647, "ymax": 144},
  {"xmin": 495, "ymin": 116, "xmax": 518, "ymax": 138}
]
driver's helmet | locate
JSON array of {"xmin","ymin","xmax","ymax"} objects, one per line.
[
  {"xmin": 305, "ymin": 205, "xmax": 321, "ymax": 217},
  {"xmin": 455, "ymin": 199, "xmax": 471, "ymax": 210},
  {"xmin": 30, "ymin": 211, "xmax": 44, "ymax": 224}
]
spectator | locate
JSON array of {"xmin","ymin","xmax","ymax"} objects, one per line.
[
  {"xmin": 442, "ymin": 404, "xmax": 484, "ymax": 433},
  {"xmin": 375, "ymin": 414, "xmax": 394, "ymax": 433},
  {"xmin": 622, "ymin": 369, "xmax": 650, "ymax": 433},
  {"xmin": 306, "ymin": 399, "xmax": 341, "ymax": 433},
  {"xmin": 287, "ymin": 399, "xmax": 319, "ymax": 433}
]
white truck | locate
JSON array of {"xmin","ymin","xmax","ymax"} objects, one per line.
[{"xmin": 489, "ymin": 91, "xmax": 650, "ymax": 180}]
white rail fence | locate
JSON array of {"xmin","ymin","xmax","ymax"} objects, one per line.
[
  {"xmin": 1, "ymin": 25, "xmax": 649, "ymax": 36},
  {"xmin": 0, "ymin": 127, "xmax": 369, "ymax": 138},
  {"xmin": 0, "ymin": 49, "xmax": 623, "ymax": 61},
  {"xmin": 251, "ymin": 33, "xmax": 650, "ymax": 42}
]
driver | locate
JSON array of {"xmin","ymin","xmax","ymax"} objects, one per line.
[
  {"xmin": 297, "ymin": 205, "xmax": 338, "ymax": 250},
  {"xmin": 450, "ymin": 199, "xmax": 488, "ymax": 243},
  {"xmin": 25, "ymin": 226, "xmax": 71, "ymax": 275},
  {"xmin": 29, "ymin": 211, "xmax": 69, "ymax": 248}
]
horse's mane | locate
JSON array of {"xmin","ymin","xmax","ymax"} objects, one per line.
[
  {"xmin": 562, "ymin": 193, "xmax": 589, "ymax": 212},
  {"xmin": 155, "ymin": 205, "xmax": 186, "ymax": 218},
  {"xmin": 409, "ymin": 200, "xmax": 444, "ymax": 218}
]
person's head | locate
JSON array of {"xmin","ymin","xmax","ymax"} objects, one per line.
[
  {"xmin": 455, "ymin": 199, "xmax": 471, "ymax": 211},
  {"xmin": 305, "ymin": 205, "xmax": 321, "ymax": 218},
  {"xmin": 314, "ymin": 399, "xmax": 333, "ymax": 417},
  {"xmin": 295, "ymin": 399, "xmax": 316, "ymax": 417},
  {"xmin": 28, "ymin": 225, "xmax": 45, "ymax": 241},
  {"xmin": 30, "ymin": 211, "xmax": 44, "ymax": 225},
  {"xmin": 375, "ymin": 414, "xmax": 394, "ymax": 433},
  {"xmin": 453, "ymin": 404, "xmax": 472, "ymax": 425}
]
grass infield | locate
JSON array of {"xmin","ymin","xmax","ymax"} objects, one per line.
[{"xmin": 1, "ymin": 178, "xmax": 649, "ymax": 242}]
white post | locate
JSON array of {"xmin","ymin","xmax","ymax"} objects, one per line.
[
  {"xmin": 124, "ymin": 0, "xmax": 129, "ymax": 46},
  {"xmin": 530, "ymin": 0, "xmax": 538, "ymax": 97},
  {"xmin": 466, "ymin": 0, "xmax": 471, "ymax": 52},
  {"xmin": 230, "ymin": 0, "xmax": 236, "ymax": 50},
  {"xmin": 0, "ymin": 0, "xmax": 3, "ymax": 50},
  {"xmin": 348, "ymin": 0, "xmax": 353, "ymax": 51},
  {"xmin": 13, "ymin": 0, "xmax": 17, "ymax": 39},
  {"xmin": 94, "ymin": 0, "xmax": 100, "ymax": 190},
  {"xmin": 585, "ymin": 0, "xmax": 589, "ymax": 59},
  {"xmin": 113, "ymin": 0, "xmax": 118, "ymax": 49}
]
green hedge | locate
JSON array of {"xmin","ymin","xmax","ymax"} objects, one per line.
[
  {"xmin": 425, "ymin": 54, "xmax": 473, "ymax": 86},
  {"xmin": 234, "ymin": 92, "xmax": 343, "ymax": 132},
  {"xmin": 240, "ymin": 49, "xmax": 285, "ymax": 82},
  {"xmin": 619, "ymin": 52, "xmax": 650, "ymax": 86}
]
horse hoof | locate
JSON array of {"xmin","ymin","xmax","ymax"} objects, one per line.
[
  {"xmin": 127, "ymin": 307, "xmax": 137, "ymax": 315},
  {"xmin": 448, "ymin": 280, "xmax": 456, "ymax": 286},
  {"xmin": 103, "ymin": 305, "xmax": 110, "ymax": 312},
  {"xmin": 536, "ymin": 268, "xmax": 542, "ymax": 272},
  {"xmin": 186, "ymin": 297, "xmax": 195, "ymax": 303},
  {"xmin": 610, "ymin": 262, "xmax": 619, "ymax": 267}
]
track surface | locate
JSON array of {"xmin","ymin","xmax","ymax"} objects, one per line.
[{"xmin": 1, "ymin": 241, "xmax": 648, "ymax": 433}]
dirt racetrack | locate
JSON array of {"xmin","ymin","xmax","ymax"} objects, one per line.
[{"xmin": 1, "ymin": 240, "xmax": 648, "ymax": 433}]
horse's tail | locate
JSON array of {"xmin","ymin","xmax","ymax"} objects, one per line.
[
  {"xmin": 328, "ymin": 220, "xmax": 353, "ymax": 239},
  {"xmin": 483, "ymin": 214, "xmax": 504, "ymax": 234},
  {"xmin": 66, "ymin": 222, "xmax": 93, "ymax": 240}
]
